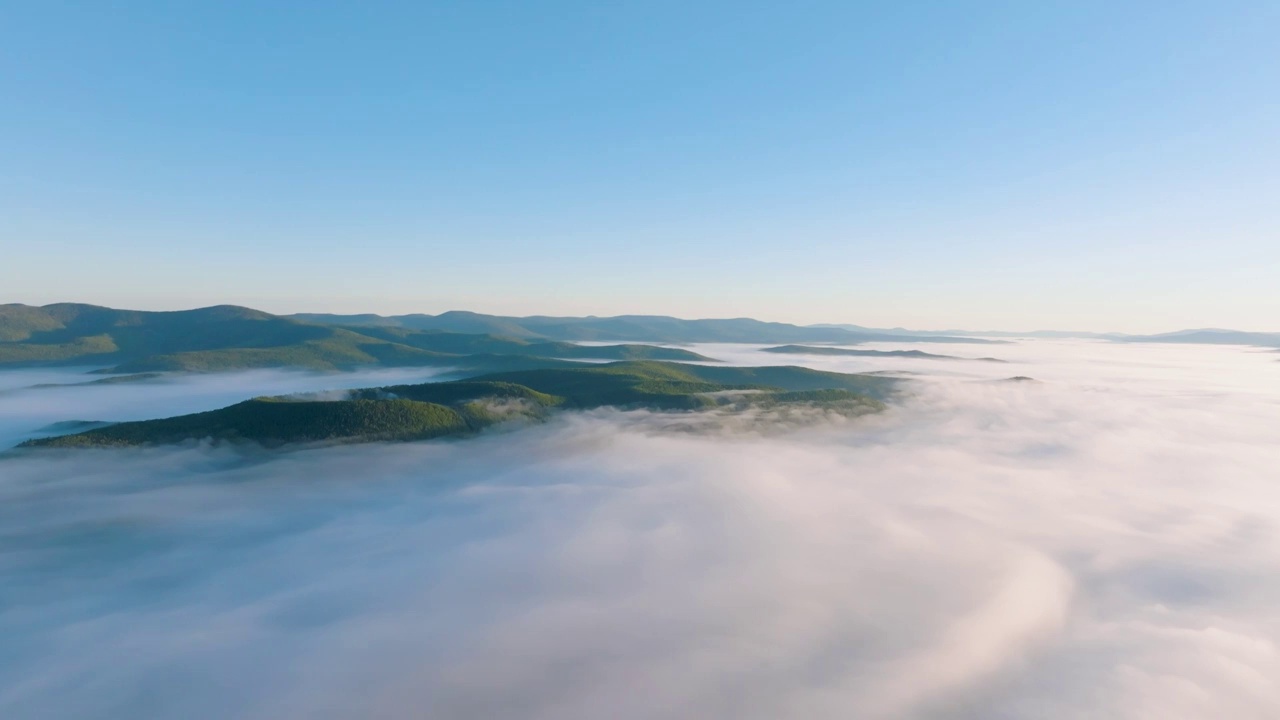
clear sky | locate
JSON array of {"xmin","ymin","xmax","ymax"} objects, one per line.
[{"xmin": 2, "ymin": 1, "xmax": 1277, "ymax": 332}]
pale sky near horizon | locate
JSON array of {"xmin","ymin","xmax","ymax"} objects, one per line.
[{"xmin": 2, "ymin": 1, "xmax": 1277, "ymax": 333}]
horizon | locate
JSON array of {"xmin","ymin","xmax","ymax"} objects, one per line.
[
  {"xmin": 5, "ymin": 297, "xmax": 1278, "ymax": 337},
  {"xmin": 4, "ymin": 2, "xmax": 1278, "ymax": 332},
  {"xmin": 4, "ymin": 5, "xmax": 1280, "ymax": 714}
]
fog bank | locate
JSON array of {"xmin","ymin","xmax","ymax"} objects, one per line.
[{"xmin": 1, "ymin": 341, "xmax": 1278, "ymax": 719}]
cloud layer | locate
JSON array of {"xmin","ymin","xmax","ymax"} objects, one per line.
[{"xmin": 1, "ymin": 341, "xmax": 1278, "ymax": 719}]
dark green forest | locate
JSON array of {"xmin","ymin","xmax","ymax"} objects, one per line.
[{"xmin": 23, "ymin": 362, "xmax": 896, "ymax": 449}]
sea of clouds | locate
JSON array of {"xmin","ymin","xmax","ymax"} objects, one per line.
[{"xmin": 1, "ymin": 340, "xmax": 1278, "ymax": 719}]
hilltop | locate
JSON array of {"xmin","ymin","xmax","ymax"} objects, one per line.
[
  {"xmin": 0, "ymin": 303, "xmax": 711, "ymax": 373},
  {"xmin": 11, "ymin": 304, "xmax": 1278, "ymax": 377},
  {"xmin": 22, "ymin": 361, "xmax": 896, "ymax": 449},
  {"xmin": 288, "ymin": 310, "xmax": 998, "ymax": 344}
]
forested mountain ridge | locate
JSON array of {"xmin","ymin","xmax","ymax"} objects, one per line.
[
  {"xmin": 21, "ymin": 361, "xmax": 896, "ymax": 449},
  {"xmin": 0, "ymin": 303, "xmax": 710, "ymax": 372},
  {"xmin": 288, "ymin": 310, "xmax": 1000, "ymax": 344}
]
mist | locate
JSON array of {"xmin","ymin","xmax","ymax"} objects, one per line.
[
  {"xmin": 0, "ymin": 366, "xmax": 455, "ymax": 448},
  {"xmin": 2, "ymin": 341, "xmax": 1279, "ymax": 719}
]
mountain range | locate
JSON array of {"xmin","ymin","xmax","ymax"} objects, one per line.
[
  {"xmin": 0, "ymin": 303, "xmax": 1000, "ymax": 374},
  {"xmin": 288, "ymin": 311, "xmax": 998, "ymax": 344},
  {"xmin": 0, "ymin": 303, "xmax": 711, "ymax": 373},
  {"xmin": 2, "ymin": 303, "xmax": 1276, "ymax": 377},
  {"xmin": 290, "ymin": 313, "xmax": 1280, "ymax": 347},
  {"xmin": 812, "ymin": 323, "xmax": 1280, "ymax": 346}
]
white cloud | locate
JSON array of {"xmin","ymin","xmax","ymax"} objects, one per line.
[{"xmin": 0, "ymin": 340, "xmax": 1278, "ymax": 718}]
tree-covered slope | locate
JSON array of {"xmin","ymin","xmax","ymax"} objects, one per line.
[
  {"xmin": 349, "ymin": 380, "xmax": 562, "ymax": 407},
  {"xmin": 286, "ymin": 310, "xmax": 1001, "ymax": 344},
  {"xmin": 21, "ymin": 363, "xmax": 895, "ymax": 449},
  {"xmin": 0, "ymin": 303, "xmax": 714, "ymax": 372},
  {"xmin": 101, "ymin": 329, "xmax": 458, "ymax": 372},
  {"xmin": 462, "ymin": 366, "xmax": 728, "ymax": 410},
  {"xmin": 0, "ymin": 304, "xmax": 341, "ymax": 367},
  {"xmin": 435, "ymin": 361, "xmax": 901, "ymax": 407},
  {"xmin": 27, "ymin": 398, "xmax": 474, "ymax": 448},
  {"xmin": 344, "ymin": 326, "xmax": 712, "ymax": 361}
]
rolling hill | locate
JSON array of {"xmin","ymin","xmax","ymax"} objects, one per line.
[
  {"xmin": 0, "ymin": 303, "xmax": 711, "ymax": 372},
  {"xmin": 289, "ymin": 311, "xmax": 1001, "ymax": 344},
  {"xmin": 22, "ymin": 362, "xmax": 896, "ymax": 449}
]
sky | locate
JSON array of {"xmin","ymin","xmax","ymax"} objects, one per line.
[{"xmin": 1, "ymin": 1, "xmax": 1277, "ymax": 332}]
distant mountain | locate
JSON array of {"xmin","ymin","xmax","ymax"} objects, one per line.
[
  {"xmin": 811, "ymin": 322, "xmax": 1280, "ymax": 346},
  {"xmin": 762, "ymin": 345, "xmax": 1007, "ymax": 362},
  {"xmin": 289, "ymin": 311, "xmax": 1000, "ymax": 344},
  {"xmin": 1116, "ymin": 329, "xmax": 1280, "ymax": 347},
  {"xmin": 9, "ymin": 304, "xmax": 1277, "ymax": 373},
  {"xmin": 0, "ymin": 303, "xmax": 711, "ymax": 373},
  {"xmin": 808, "ymin": 324, "xmax": 1121, "ymax": 340}
]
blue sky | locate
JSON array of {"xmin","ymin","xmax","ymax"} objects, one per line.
[{"xmin": 2, "ymin": 1, "xmax": 1277, "ymax": 332}]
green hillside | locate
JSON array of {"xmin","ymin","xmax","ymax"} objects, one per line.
[
  {"xmin": 286, "ymin": 310, "xmax": 1000, "ymax": 344},
  {"xmin": 23, "ymin": 362, "xmax": 895, "ymax": 449},
  {"xmin": 342, "ymin": 326, "xmax": 711, "ymax": 361},
  {"xmin": 349, "ymin": 380, "xmax": 563, "ymax": 407},
  {"xmin": 27, "ymin": 398, "xmax": 475, "ymax": 448},
  {"xmin": 0, "ymin": 303, "xmax": 713, "ymax": 372},
  {"xmin": 466, "ymin": 361, "xmax": 898, "ymax": 408}
]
